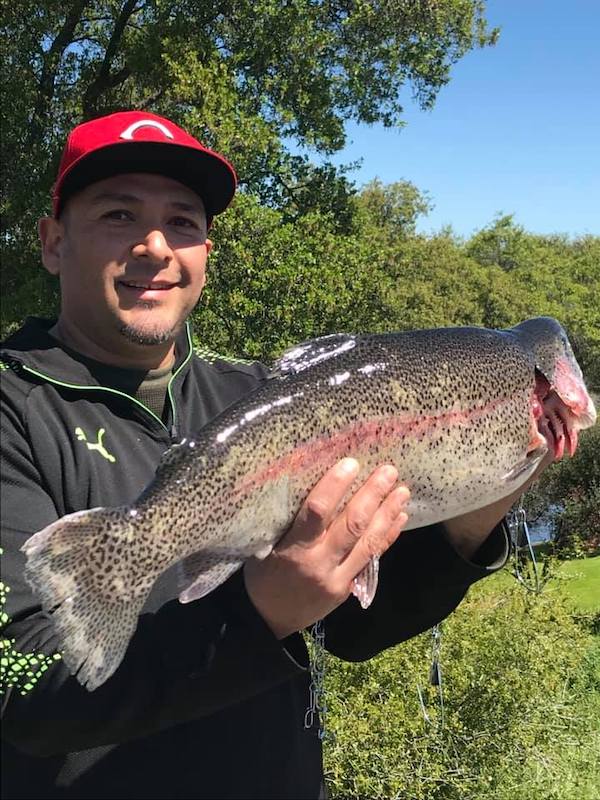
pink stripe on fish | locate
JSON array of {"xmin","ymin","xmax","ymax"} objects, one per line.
[{"xmin": 231, "ymin": 393, "xmax": 526, "ymax": 500}]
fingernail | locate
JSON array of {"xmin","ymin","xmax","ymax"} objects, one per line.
[
  {"xmin": 379, "ymin": 465, "xmax": 398, "ymax": 486},
  {"xmin": 395, "ymin": 486, "xmax": 410, "ymax": 504},
  {"xmin": 339, "ymin": 457, "xmax": 359, "ymax": 475}
]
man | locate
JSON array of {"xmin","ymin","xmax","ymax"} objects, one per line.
[{"xmin": 1, "ymin": 110, "xmax": 551, "ymax": 799}]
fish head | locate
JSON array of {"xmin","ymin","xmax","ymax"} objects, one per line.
[{"xmin": 513, "ymin": 317, "xmax": 597, "ymax": 460}]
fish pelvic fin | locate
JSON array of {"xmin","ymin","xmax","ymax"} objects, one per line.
[
  {"xmin": 178, "ymin": 557, "xmax": 244, "ymax": 603},
  {"xmin": 351, "ymin": 555, "xmax": 380, "ymax": 610},
  {"xmin": 178, "ymin": 541, "xmax": 276, "ymax": 604},
  {"xmin": 22, "ymin": 508, "xmax": 146, "ymax": 691},
  {"xmin": 501, "ymin": 447, "xmax": 547, "ymax": 485}
]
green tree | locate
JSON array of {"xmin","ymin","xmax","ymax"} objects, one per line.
[
  {"xmin": 2, "ymin": 0, "xmax": 498, "ymax": 333},
  {"xmin": 466, "ymin": 216, "xmax": 600, "ymax": 387},
  {"xmin": 324, "ymin": 580, "xmax": 600, "ymax": 799},
  {"xmin": 523, "ymin": 424, "xmax": 600, "ymax": 557},
  {"xmin": 194, "ymin": 193, "xmax": 394, "ymax": 360},
  {"xmin": 466, "ymin": 213, "xmax": 534, "ymax": 271},
  {"xmin": 355, "ymin": 178, "xmax": 432, "ymax": 239}
]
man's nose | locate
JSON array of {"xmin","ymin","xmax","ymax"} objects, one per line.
[{"xmin": 131, "ymin": 229, "xmax": 173, "ymax": 263}]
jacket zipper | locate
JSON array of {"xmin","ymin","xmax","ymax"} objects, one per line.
[{"xmin": 17, "ymin": 324, "xmax": 195, "ymax": 440}]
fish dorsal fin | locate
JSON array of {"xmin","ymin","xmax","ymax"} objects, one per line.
[{"xmin": 271, "ymin": 333, "xmax": 357, "ymax": 376}]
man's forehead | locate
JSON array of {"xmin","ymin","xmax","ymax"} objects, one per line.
[{"xmin": 82, "ymin": 173, "xmax": 206, "ymax": 212}]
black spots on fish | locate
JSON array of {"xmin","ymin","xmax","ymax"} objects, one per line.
[{"xmin": 115, "ymin": 325, "xmax": 542, "ymax": 608}]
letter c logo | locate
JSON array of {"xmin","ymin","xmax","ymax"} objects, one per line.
[{"xmin": 119, "ymin": 120, "xmax": 175, "ymax": 140}]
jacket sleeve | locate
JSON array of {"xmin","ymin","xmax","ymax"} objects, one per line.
[
  {"xmin": 1, "ymin": 390, "xmax": 307, "ymax": 758},
  {"xmin": 323, "ymin": 520, "xmax": 509, "ymax": 661}
]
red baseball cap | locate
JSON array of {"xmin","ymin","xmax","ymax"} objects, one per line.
[{"xmin": 52, "ymin": 110, "xmax": 237, "ymax": 221}]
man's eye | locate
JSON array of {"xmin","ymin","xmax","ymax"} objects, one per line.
[
  {"xmin": 171, "ymin": 216, "xmax": 199, "ymax": 229},
  {"xmin": 102, "ymin": 209, "xmax": 134, "ymax": 221}
]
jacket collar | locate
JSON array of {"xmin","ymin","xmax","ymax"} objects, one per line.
[{"xmin": 0, "ymin": 316, "xmax": 194, "ymax": 388}]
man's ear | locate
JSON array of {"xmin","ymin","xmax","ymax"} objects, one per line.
[
  {"xmin": 205, "ymin": 238, "xmax": 213, "ymax": 255},
  {"xmin": 38, "ymin": 216, "xmax": 65, "ymax": 276}
]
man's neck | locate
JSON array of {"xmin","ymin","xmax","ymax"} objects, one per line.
[{"xmin": 49, "ymin": 319, "xmax": 177, "ymax": 371}]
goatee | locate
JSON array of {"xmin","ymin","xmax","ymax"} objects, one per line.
[{"xmin": 118, "ymin": 320, "xmax": 182, "ymax": 346}]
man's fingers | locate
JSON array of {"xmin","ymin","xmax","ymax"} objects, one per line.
[
  {"xmin": 282, "ymin": 457, "xmax": 360, "ymax": 547},
  {"xmin": 328, "ymin": 464, "xmax": 402, "ymax": 560},
  {"xmin": 339, "ymin": 485, "xmax": 410, "ymax": 585}
]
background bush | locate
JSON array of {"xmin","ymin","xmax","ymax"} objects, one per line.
[
  {"xmin": 323, "ymin": 577, "xmax": 600, "ymax": 800},
  {"xmin": 523, "ymin": 424, "xmax": 600, "ymax": 557}
]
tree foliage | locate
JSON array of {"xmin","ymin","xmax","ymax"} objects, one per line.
[
  {"xmin": 1, "ymin": 0, "xmax": 498, "ymax": 329},
  {"xmin": 524, "ymin": 424, "xmax": 600, "ymax": 557}
]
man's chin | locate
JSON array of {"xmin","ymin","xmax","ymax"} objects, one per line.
[{"xmin": 118, "ymin": 320, "xmax": 183, "ymax": 347}]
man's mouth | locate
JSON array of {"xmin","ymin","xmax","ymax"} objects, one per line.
[{"xmin": 119, "ymin": 280, "xmax": 177, "ymax": 291}]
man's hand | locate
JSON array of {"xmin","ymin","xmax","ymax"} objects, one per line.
[{"xmin": 243, "ymin": 459, "xmax": 410, "ymax": 639}]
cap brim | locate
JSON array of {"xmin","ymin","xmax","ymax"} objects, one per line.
[{"xmin": 55, "ymin": 142, "xmax": 237, "ymax": 218}]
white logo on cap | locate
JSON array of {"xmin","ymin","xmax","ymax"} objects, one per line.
[{"xmin": 119, "ymin": 120, "xmax": 175, "ymax": 140}]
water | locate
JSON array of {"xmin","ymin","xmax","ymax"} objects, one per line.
[{"xmin": 530, "ymin": 519, "xmax": 553, "ymax": 544}]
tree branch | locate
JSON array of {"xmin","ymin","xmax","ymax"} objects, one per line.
[
  {"xmin": 26, "ymin": 0, "xmax": 90, "ymax": 149},
  {"xmin": 82, "ymin": 0, "xmax": 141, "ymax": 118}
]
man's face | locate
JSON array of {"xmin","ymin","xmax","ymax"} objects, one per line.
[{"xmin": 39, "ymin": 172, "xmax": 212, "ymax": 362}]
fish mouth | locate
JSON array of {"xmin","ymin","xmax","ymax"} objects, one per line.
[
  {"xmin": 534, "ymin": 374, "xmax": 579, "ymax": 461},
  {"xmin": 537, "ymin": 400, "xmax": 576, "ymax": 460}
]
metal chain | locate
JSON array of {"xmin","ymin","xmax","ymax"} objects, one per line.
[
  {"xmin": 416, "ymin": 623, "xmax": 445, "ymax": 732},
  {"xmin": 304, "ymin": 619, "xmax": 329, "ymax": 740},
  {"xmin": 429, "ymin": 623, "xmax": 442, "ymax": 689},
  {"xmin": 507, "ymin": 503, "xmax": 542, "ymax": 593}
]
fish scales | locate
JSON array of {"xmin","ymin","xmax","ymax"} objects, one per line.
[
  {"xmin": 21, "ymin": 318, "xmax": 597, "ymax": 689},
  {"xmin": 139, "ymin": 327, "xmax": 534, "ymax": 540}
]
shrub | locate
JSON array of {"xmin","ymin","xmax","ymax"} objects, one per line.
[
  {"xmin": 323, "ymin": 577, "xmax": 599, "ymax": 799},
  {"xmin": 524, "ymin": 424, "xmax": 600, "ymax": 557}
]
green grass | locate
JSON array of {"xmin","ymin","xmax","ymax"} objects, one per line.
[
  {"xmin": 488, "ymin": 555, "xmax": 599, "ymax": 614},
  {"xmin": 556, "ymin": 555, "xmax": 600, "ymax": 612}
]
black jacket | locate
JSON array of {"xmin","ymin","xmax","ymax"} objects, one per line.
[{"xmin": 1, "ymin": 317, "xmax": 508, "ymax": 799}]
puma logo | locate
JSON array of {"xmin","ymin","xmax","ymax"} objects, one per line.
[{"xmin": 75, "ymin": 427, "xmax": 116, "ymax": 463}]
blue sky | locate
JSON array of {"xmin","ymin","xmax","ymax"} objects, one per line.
[{"xmin": 325, "ymin": 0, "xmax": 600, "ymax": 238}]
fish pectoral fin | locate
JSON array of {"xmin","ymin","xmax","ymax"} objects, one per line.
[
  {"xmin": 178, "ymin": 557, "xmax": 243, "ymax": 604},
  {"xmin": 351, "ymin": 555, "xmax": 380, "ymax": 610},
  {"xmin": 271, "ymin": 333, "xmax": 357, "ymax": 377},
  {"xmin": 501, "ymin": 447, "xmax": 547, "ymax": 485}
]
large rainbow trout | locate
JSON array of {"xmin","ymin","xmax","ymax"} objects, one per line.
[{"xmin": 23, "ymin": 317, "xmax": 596, "ymax": 690}]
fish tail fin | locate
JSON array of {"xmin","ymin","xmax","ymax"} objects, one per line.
[{"xmin": 22, "ymin": 507, "xmax": 145, "ymax": 691}]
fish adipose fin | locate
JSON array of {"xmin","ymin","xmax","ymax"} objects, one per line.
[
  {"xmin": 351, "ymin": 555, "xmax": 380, "ymax": 610},
  {"xmin": 21, "ymin": 508, "xmax": 145, "ymax": 691},
  {"xmin": 271, "ymin": 333, "xmax": 357, "ymax": 377},
  {"xmin": 178, "ymin": 556, "xmax": 243, "ymax": 603}
]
